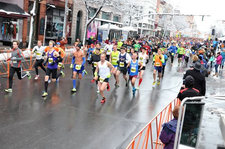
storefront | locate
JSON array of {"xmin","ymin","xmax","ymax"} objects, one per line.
[
  {"xmin": 45, "ymin": 6, "xmax": 72, "ymax": 44},
  {"xmin": 0, "ymin": 2, "xmax": 29, "ymax": 47}
]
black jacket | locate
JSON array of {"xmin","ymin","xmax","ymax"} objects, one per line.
[
  {"xmin": 183, "ymin": 69, "xmax": 206, "ymax": 96},
  {"xmin": 177, "ymin": 88, "xmax": 200, "ymax": 101}
]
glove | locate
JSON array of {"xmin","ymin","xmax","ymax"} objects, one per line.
[{"xmin": 70, "ymin": 64, "xmax": 73, "ymax": 69}]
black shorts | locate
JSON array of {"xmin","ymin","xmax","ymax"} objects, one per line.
[
  {"xmin": 138, "ymin": 66, "xmax": 146, "ymax": 71},
  {"xmin": 46, "ymin": 68, "xmax": 57, "ymax": 79},
  {"xmin": 106, "ymin": 55, "xmax": 110, "ymax": 61},
  {"xmin": 98, "ymin": 76, "xmax": 109, "ymax": 83},
  {"xmin": 178, "ymin": 54, "xmax": 183, "ymax": 58},
  {"xmin": 118, "ymin": 67, "xmax": 127, "ymax": 75}
]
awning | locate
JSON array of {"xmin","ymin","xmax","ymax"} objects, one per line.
[{"xmin": 0, "ymin": 2, "xmax": 30, "ymax": 19}]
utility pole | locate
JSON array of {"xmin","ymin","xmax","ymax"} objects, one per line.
[{"xmin": 63, "ymin": 0, "xmax": 68, "ymax": 38}]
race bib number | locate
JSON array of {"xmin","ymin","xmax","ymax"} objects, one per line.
[
  {"xmin": 155, "ymin": 62, "xmax": 161, "ymax": 66},
  {"xmin": 140, "ymin": 57, "xmax": 143, "ymax": 60},
  {"xmin": 58, "ymin": 62, "xmax": 63, "ymax": 67},
  {"xmin": 131, "ymin": 67, "xmax": 136, "ymax": 73},
  {"xmin": 107, "ymin": 50, "xmax": 111, "ymax": 53},
  {"xmin": 112, "ymin": 57, "xmax": 118, "ymax": 62},
  {"xmin": 36, "ymin": 52, "xmax": 41, "ymax": 56},
  {"xmin": 13, "ymin": 61, "xmax": 17, "ymax": 64},
  {"xmin": 93, "ymin": 62, "xmax": 97, "ymax": 67},
  {"xmin": 48, "ymin": 58, "xmax": 53, "ymax": 64},
  {"xmin": 127, "ymin": 49, "xmax": 130, "ymax": 53},
  {"xmin": 99, "ymin": 77, "xmax": 104, "ymax": 83},
  {"xmin": 172, "ymin": 53, "xmax": 174, "ymax": 56},
  {"xmin": 75, "ymin": 65, "xmax": 81, "ymax": 70},
  {"xmin": 120, "ymin": 62, "xmax": 125, "ymax": 67}
]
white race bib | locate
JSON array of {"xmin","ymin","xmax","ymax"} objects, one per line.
[
  {"xmin": 48, "ymin": 58, "xmax": 53, "ymax": 63},
  {"xmin": 75, "ymin": 65, "xmax": 81, "ymax": 70},
  {"xmin": 131, "ymin": 67, "xmax": 136, "ymax": 73},
  {"xmin": 119, "ymin": 62, "xmax": 125, "ymax": 67}
]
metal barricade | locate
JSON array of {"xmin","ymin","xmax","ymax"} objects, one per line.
[{"xmin": 126, "ymin": 98, "xmax": 181, "ymax": 149}]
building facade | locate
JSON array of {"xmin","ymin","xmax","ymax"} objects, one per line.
[
  {"xmin": 123, "ymin": 0, "xmax": 157, "ymax": 37},
  {"xmin": 0, "ymin": 0, "xmax": 27, "ymax": 47}
]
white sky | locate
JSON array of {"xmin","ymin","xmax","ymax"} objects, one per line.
[{"xmin": 170, "ymin": 0, "xmax": 225, "ymax": 33}]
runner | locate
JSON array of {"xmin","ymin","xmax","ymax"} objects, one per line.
[
  {"xmin": 110, "ymin": 45, "xmax": 120, "ymax": 87},
  {"xmin": 127, "ymin": 52, "xmax": 143, "ymax": 95},
  {"xmin": 70, "ymin": 45, "xmax": 86, "ymax": 92},
  {"xmin": 90, "ymin": 48, "xmax": 101, "ymax": 92},
  {"xmin": 42, "ymin": 40, "xmax": 60, "ymax": 97},
  {"xmin": 55, "ymin": 42, "xmax": 65, "ymax": 81},
  {"xmin": 153, "ymin": 49, "xmax": 164, "ymax": 85},
  {"xmin": 177, "ymin": 44, "xmax": 185, "ymax": 67},
  {"xmin": 137, "ymin": 47, "xmax": 149, "ymax": 89},
  {"xmin": 117, "ymin": 39, "xmax": 123, "ymax": 51},
  {"xmin": 93, "ymin": 53, "xmax": 113, "ymax": 103},
  {"xmin": 162, "ymin": 50, "xmax": 168, "ymax": 78},
  {"xmin": 184, "ymin": 46, "xmax": 192, "ymax": 67},
  {"xmin": 168, "ymin": 42, "xmax": 177, "ymax": 65},
  {"xmin": 104, "ymin": 41, "xmax": 113, "ymax": 61},
  {"xmin": 116, "ymin": 47, "xmax": 131, "ymax": 87},
  {"xmin": 133, "ymin": 41, "xmax": 141, "ymax": 52},
  {"xmin": 32, "ymin": 40, "xmax": 46, "ymax": 80},
  {"xmin": 5, "ymin": 40, "xmax": 31, "ymax": 93}
]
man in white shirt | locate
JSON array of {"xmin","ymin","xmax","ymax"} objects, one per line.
[{"xmin": 32, "ymin": 40, "xmax": 46, "ymax": 80}]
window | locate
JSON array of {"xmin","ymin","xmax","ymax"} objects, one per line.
[
  {"xmin": 89, "ymin": 7, "xmax": 97, "ymax": 17},
  {"xmin": 102, "ymin": 12, "xmax": 110, "ymax": 20},
  {"xmin": 113, "ymin": 16, "xmax": 119, "ymax": 22}
]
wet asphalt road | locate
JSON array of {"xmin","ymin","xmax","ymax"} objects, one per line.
[{"xmin": 0, "ymin": 58, "xmax": 223, "ymax": 149}]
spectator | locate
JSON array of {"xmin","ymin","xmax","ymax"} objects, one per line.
[
  {"xmin": 177, "ymin": 75, "xmax": 200, "ymax": 101},
  {"xmin": 160, "ymin": 106, "xmax": 180, "ymax": 149},
  {"xmin": 214, "ymin": 52, "xmax": 222, "ymax": 77},
  {"xmin": 183, "ymin": 62, "xmax": 206, "ymax": 96}
]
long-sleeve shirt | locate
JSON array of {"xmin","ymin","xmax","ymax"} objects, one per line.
[{"xmin": 11, "ymin": 48, "xmax": 25, "ymax": 68}]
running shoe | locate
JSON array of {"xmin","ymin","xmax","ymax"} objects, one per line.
[
  {"xmin": 152, "ymin": 81, "xmax": 156, "ymax": 85},
  {"xmin": 107, "ymin": 83, "xmax": 110, "ymax": 91},
  {"xmin": 26, "ymin": 71, "xmax": 31, "ymax": 79},
  {"xmin": 115, "ymin": 83, "xmax": 119, "ymax": 88},
  {"xmin": 4, "ymin": 88, "xmax": 12, "ymax": 93},
  {"xmin": 71, "ymin": 88, "xmax": 77, "ymax": 92},
  {"xmin": 136, "ymin": 86, "xmax": 140, "ymax": 90},
  {"xmin": 91, "ymin": 79, "xmax": 95, "ymax": 83},
  {"xmin": 101, "ymin": 97, "xmax": 106, "ymax": 103},
  {"xmin": 61, "ymin": 71, "xmax": 65, "ymax": 77},
  {"xmin": 34, "ymin": 75, "xmax": 39, "ymax": 80},
  {"xmin": 157, "ymin": 80, "xmax": 160, "ymax": 85},
  {"xmin": 42, "ymin": 92, "xmax": 48, "ymax": 97}
]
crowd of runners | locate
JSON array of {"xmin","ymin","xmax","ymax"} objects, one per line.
[{"xmin": 4, "ymin": 36, "xmax": 225, "ymax": 103}]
